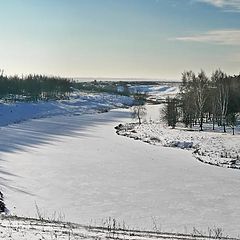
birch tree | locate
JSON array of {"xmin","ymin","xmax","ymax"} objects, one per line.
[
  {"xmin": 132, "ymin": 91, "xmax": 147, "ymax": 125},
  {"xmin": 180, "ymin": 71, "xmax": 196, "ymax": 127},
  {"xmin": 194, "ymin": 70, "xmax": 209, "ymax": 131},
  {"xmin": 211, "ymin": 70, "xmax": 229, "ymax": 132}
]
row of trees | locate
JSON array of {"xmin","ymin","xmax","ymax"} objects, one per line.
[
  {"xmin": 0, "ymin": 72, "xmax": 134, "ymax": 102},
  {"xmin": 163, "ymin": 70, "xmax": 240, "ymax": 134},
  {"xmin": 0, "ymin": 71, "xmax": 72, "ymax": 102},
  {"xmin": 72, "ymin": 80, "xmax": 131, "ymax": 96}
]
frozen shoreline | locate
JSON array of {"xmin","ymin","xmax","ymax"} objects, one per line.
[{"xmin": 115, "ymin": 122, "xmax": 240, "ymax": 169}]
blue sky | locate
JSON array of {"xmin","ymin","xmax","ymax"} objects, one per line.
[{"xmin": 0, "ymin": 0, "xmax": 240, "ymax": 80}]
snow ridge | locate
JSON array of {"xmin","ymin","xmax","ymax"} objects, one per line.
[{"xmin": 115, "ymin": 123, "xmax": 240, "ymax": 169}]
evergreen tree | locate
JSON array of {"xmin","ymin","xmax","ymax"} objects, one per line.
[{"xmin": 162, "ymin": 97, "xmax": 178, "ymax": 129}]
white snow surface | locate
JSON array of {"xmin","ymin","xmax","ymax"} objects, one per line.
[
  {"xmin": 129, "ymin": 85, "xmax": 178, "ymax": 95},
  {"xmin": 128, "ymin": 84, "xmax": 179, "ymax": 101},
  {"xmin": 116, "ymin": 122, "xmax": 240, "ymax": 169},
  {"xmin": 0, "ymin": 92, "xmax": 133, "ymax": 127},
  {"xmin": 1, "ymin": 215, "xmax": 234, "ymax": 240},
  {"xmin": 0, "ymin": 106, "xmax": 240, "ymax": 236}
]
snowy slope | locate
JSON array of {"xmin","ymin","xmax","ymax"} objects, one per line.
[
  {"xmin": 0, "ymin": 83, "xmax": 178, "ymax": 128},
  {"xmin": 0, "ymin": 92, "xmax": 133, "ymax": 127},
  {"xmin": 129, "ymin": 85, "xmax": 178, "ymax": 96},
  {"xmin": 128, "ymin": 84, "xmax": 179, "ymax": 101}
]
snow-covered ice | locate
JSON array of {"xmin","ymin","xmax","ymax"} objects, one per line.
[{"xmin": 0, "ymin": 106, "xmax": 240, "ymax": 236}]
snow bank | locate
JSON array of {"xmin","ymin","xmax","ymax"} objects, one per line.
[
  {"xmin": 115, "ymin": 122, "xmax": 240, "ymax": 169},
  {"xmin": 0, "ymin": 215, "xmax": 233, "ymax": 240},
  {"xmin": 0, "ymin": 92, "xmax": 133, "ymax": 127}
]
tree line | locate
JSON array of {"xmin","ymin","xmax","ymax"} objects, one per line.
[
  {"xmin": 72, "ymin": 80, "xmax": 131, "ymax": 96},
  {"xmin": 0, "ymin": 71, "xmax": 72, "ymax": 101},
  {"xmin": 163, "ymin": 70, "xmax": 240, "ymax": 134},
  {"xmin": 0, "ymin": 72, "xmax": 134, "ymax": 102}
]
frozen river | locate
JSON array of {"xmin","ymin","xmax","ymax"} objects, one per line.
[{"xmin": 0, "ymin": 109, "xmax": 240, "ymax": 236}]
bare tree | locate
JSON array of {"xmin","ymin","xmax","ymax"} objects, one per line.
[
  {"xmin": 180, "ymin": 71, "xmax": 197, "ymax": 128},
  {"xmin": 0, "ymin": 69, "xmax": 4, "ymax": 77},
  {"xmin": 194, "ymin": 70, "xmax": 209, "ymax": 131},
  {"xmin": 228, "ymin": 113, "xmax": 238, "ymax": 135},
  {"xmin": 132, "ymin": 105, "xmax": 146, "ymax": 125},
  {"xmin": 132, "ymin": 91, "xmax": 147, "ymax": 124},
  {"xmin": 212, "ymin": 69, "xmax": 229, "ymax": 132}
]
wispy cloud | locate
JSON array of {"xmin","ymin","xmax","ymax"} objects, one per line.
[
  {"xmin": 197, "ymin": 0, "xmax": 240, "ymax": 11},
  {"xmin": 175, "ymin": 29, "xmax": 240, "ymax": 46}
]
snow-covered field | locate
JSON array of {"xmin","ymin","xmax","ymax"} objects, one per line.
[
  {"xmin": 128, "ymin": 84, "xmax": 179, "ymax": 102},
  {"xmin": 0, "ymin": 86, "xmax": 240, "ymax": 238},
  {"xmin": 0, "ymin": 92, "xmax": 133, "ymax": 127}
]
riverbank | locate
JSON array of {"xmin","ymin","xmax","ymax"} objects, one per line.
[
  {"xmin": 1, "ymin": 214, "xmax": 238, "ymax": 240},
  {"xmin": 115, "ymin": 122, "xmax": 240, "ymax": 169}
]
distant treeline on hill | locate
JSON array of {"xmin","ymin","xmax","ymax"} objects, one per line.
[
  {"xmin": 0, "ymin": 73, "xmax": 133, "ymax": 102},
  {"xmin": 72, "ymin": 80, "xmax": 130, "ymax": 96},
  {"xmin": 0, "ymin": 73, "xmax": 72, "ymax": 101}
]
